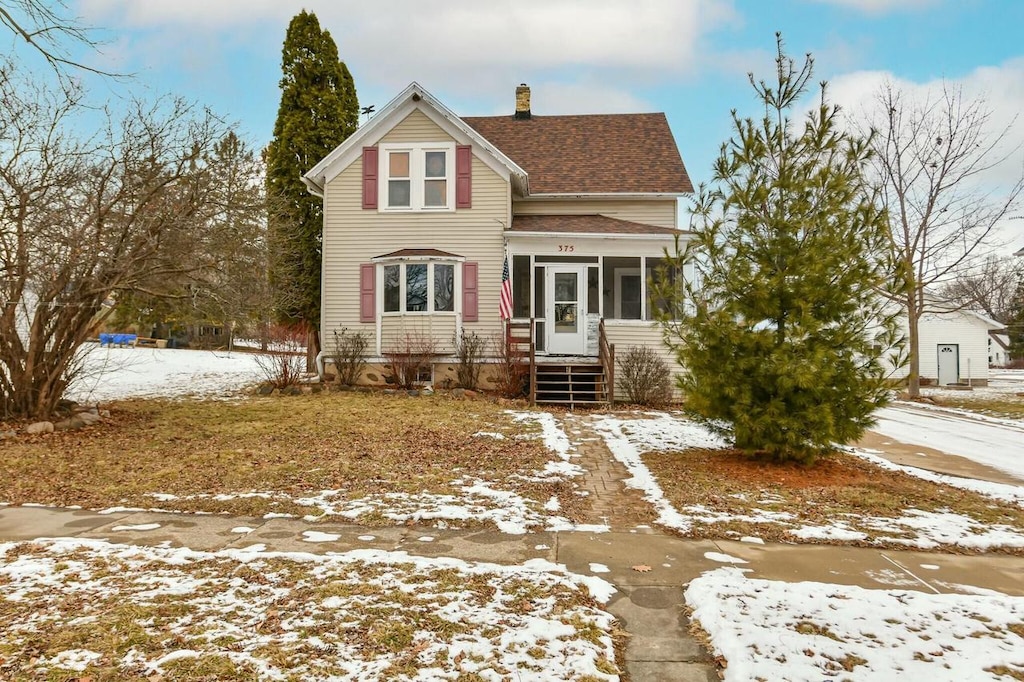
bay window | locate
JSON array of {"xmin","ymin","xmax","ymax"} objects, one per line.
[{"xmin": 382, "ymin": 261, "xmax": 457, "ymax": 314}]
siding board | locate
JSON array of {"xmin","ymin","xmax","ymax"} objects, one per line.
[
  {"xmin": 603, "ymin": 321, "xmax": 683, "ymax": 400},
  {"xmin": 514, "ymin": 199, "xmax": 677, "ymax": 228},
  {"xmin": 322, "ymin": 113, "xmax": 507, "ymax": 352}
]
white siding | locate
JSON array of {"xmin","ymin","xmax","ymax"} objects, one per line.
[
  {"xmin": 885, "ymin": 311, "xmax": 994, "ymax": 385},
  {"xmin": 514, "ymin": 198, "xmax": 678, "ymax": 228},
  {"xmin": 603, "ymin": 321, "xmax": 683, "ymax": 400},
  {"xmin": 321, "ymin": 110, "xmax": 509, "ymax": 354},
  {"xmin": 918, "ymin": 312, "xmax": 992, "ymax": 385},
  {"xmin": 381, "ymin": 315, "xmax": 457, "ymax": 354}
]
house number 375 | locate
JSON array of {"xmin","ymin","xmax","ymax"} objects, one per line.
[{"xmin": 558, "ymin": 244, "xmax": 575, "ymax": 253}]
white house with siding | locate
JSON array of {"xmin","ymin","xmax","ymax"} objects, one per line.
[
  {"xmin": 303, "ymin": 82, "xmax": 694, "ymax": 403},
  {"xmin": 884, "ymin": 306, "xmax": 1005, "ymax": 386}
]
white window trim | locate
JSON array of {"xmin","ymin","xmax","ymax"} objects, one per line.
[
  {"xmin": 378, "ymin": 260, "xmax": 461, "ymax": 316},
  {"xmin": 378, "ymin": 142, "xmax": 456, "ymax": 212},
  {"xmin": 614, "ymin": 267, "xmax": 644, "ymax": 320}
]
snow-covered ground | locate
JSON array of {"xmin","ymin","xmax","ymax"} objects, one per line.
[
  {"xmin": 592, "ymin": 412, "xmax": 1024, "ymax": 551},
  {"xmin": 687, "ymin": 567, "xmax": 1024, "ymax": 682},
  {"xmin": 872, "ymin": 405, "xmax": 1024, "ymax": 480},
  {"xmin": 0, "ymin": 538, "xmax": 619, "ymax": 681},
  {"xmin": 67, "ymin": 345, "xmax": 265, "ymax": 402},
  {"xmin": 920, "ymin": 370, "xmax": 1024, "ymax": 404}
]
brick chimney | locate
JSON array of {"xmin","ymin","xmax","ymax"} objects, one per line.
[{"xmin": 515, "ymin": 84, "xmax": 531, "ymax": 120}]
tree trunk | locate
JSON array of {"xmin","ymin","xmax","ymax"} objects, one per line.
[
  {"xmin": 906, "ymin": 294, "xmax": 920, "ymax": 398},
  {"xmin": 306, "ymin": 325, "xmax": 320, "ymax": 373}
]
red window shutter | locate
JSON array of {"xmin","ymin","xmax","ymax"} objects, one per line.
[
  {"xmin": 462, "ymin": 262, "xmax": 478, "ymax": 322},
  {"xmin": 359, "ymin": 263, "xmax": 376, "ymax": 322},
  {"xmin": 362, "ymin": 146, "xmax": 378, "ymax": 209},
  {"xmin": 455, "ymin": 144, "xmax": 472, "ymax": 209}
]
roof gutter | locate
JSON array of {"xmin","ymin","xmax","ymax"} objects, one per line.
[
  {"xmin": 302, "ymin": 175, "xmax": 324, "ymax": 198},
  {"xmin": 520, "ymin": 192, "xmax": 690, "ymax": 200},
  {"xmin": 505, "ymin": 231, "xmax": 693, "ymax": 241}
]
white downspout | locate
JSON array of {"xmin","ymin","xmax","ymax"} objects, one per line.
[{"xmin": 315, "ymin": 350, "xmax": 326, "ymax": 381}]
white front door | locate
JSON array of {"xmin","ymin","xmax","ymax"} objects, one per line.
[
  {"xmin": 937, "ymin": 344, "xmax": 959, "ymax": 385},
  {"xmin": 545, "ymin": 266, "xmax": 586, "ymax": 355}
]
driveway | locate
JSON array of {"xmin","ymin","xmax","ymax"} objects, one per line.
[{"xmin": 870, "ymin": 404, "xmax": 1024, "ymax": 482}]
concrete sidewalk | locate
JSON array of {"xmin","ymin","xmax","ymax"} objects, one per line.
[
  {"xmin": 3, "ymin": 504, "xmax": 1023, "ymax": 681},
  {"xmin": 3, "ymin": 505, "xmax": 1020, "ymax": 598}
]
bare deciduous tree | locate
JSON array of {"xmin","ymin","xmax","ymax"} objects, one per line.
[
  {"xmin": 110, "ymin": 132, "xmax": 276, "ymax": 351},
  {"xmin": 0, "ymin": 66, "xmax": 231, "ymax": 418},
  {"xmin": 863, "ymin": 83, "xmax": 1024, "ymax": 396},
  {"xmin": 939, "ymin": 255, "xmax": 1023, "ymax": 324},
  {"xmin": 0, "ymin": 0, "xmax": 121, "ymax": 78}
]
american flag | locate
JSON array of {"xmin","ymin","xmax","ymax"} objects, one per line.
[{"xmin": 499, "ymin": 255, "xmax": 513, "ymax": 320}]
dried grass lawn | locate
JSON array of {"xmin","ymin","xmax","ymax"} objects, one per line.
[
  {"xmin": 927, "ymin": 395, "xmax": 1024, "ymax": 421},
  {"xmin": 0, "ymin": 393, "xmax": 583, "ymax": 523},
  {"xmin": 644, "ymin": 446, "xmax": 1024, "ymax": 554}
]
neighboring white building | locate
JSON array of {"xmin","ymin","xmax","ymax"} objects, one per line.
[
  {"xmin": 885, "ymin": 307, "xmax": 1005, "ymax": 386},
  {"xmin": 989, "ymin": 332, "xmax": 1012, "ymax": 367}
]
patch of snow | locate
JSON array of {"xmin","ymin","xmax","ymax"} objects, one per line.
[
  {"xmin": 790, "ymin": 525, "xmax": 869, "ymax": 542},
  {"xmin": 357, "ymin": 535, "xmax": 376, "ymax": 542},
  {"xmin": 230, "ymin": 526, "xmax": 254, "ymax": 534},
  {"xmin": 851, "ymin": 447, "xmax": 1024, "ymax": 508},
  {"xmin": 110, "ymin": 523, "xmax": 161, "ymax": 532},
  {"xmin": 301, "ymin": 531, "xmax": 341, "ymax": 543},
  {"xmin": 472, "ymin": 431, "xmax": 506, "ymax": 439},
  {"xmin": 739, "ymin": 536, "xmax": 765, "ymax": 544},
  {"xmin": 703, "ymin": 552, "xmax": 748, "ymax": 565},
  {"xmin": 686, "ymin": 568, "xmax": 1024, "ymax": 682},
  {"xmin": 588, "ymin": 563, "xmax": 610, "ymax": 573},
  {"xmin": 919, "ymin": 564, "xmax": 940, "ymax": 570},
  {"xmin": 45, "ymin": 649, "xmax": 102, "ymax": 671},
  {"xmin": 66, "ymin": 347, "xmax": 265, "ymax": 402},
  {"xmin": 418, "ymin": 536, "xmax": 434, "ymax": 542}
]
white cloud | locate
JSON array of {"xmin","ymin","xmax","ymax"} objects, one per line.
[
  {"xmin": 77, "ymin": 0, "xmax": 737, "ymax": 109},
  {"xmin": 803, "ymin": 0, "xmax": 938, "ymax": 13},
  {"xmin": 827, "ymin": 59, "xmax": 1024, "ymax": 251}
]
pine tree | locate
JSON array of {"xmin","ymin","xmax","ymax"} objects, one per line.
[
  {"xmin": 266, "ymin": 10, "xmax": 358, "ymax": 367},
  {"xmin": 1008, "ymin": 280, "xmax": 1024, "ymax": 362},
  {"xmin": 653, "ymin": 35, "xmax": 904, "ymax": 464}
]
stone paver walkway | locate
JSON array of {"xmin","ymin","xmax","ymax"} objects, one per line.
[{"xmin": 561, "ymin": 413, "xmax": 719, "ymax": 681}]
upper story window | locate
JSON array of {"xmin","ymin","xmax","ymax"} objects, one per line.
[{"xmin": 379, "ymin": 142, "xmax": 455, "ymax": 211}]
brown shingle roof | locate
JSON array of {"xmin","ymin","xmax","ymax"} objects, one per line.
[
  {"xmin": 510, "ymin": 214, "xmax": 681, "ymax": 235},
  {"xmin": 462, "ymin": 113, "xmax": 693, "ymax": 195},
  {"xmin": 374, "ymin": 248, "xmax": 462, "ymax": 259}
]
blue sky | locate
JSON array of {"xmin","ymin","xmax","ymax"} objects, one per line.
[{"xmin": 5, "ymin": 0, "xmax": 1022, "ymax": 243}]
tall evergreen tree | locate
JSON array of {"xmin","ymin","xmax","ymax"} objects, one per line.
[
  {"xmin": 653, "ymin": 35, "xmax": 903, "ymax": 464},
  {"xmin": 266, "ymin": 10, "xmax": 358, "ymax": 367}
]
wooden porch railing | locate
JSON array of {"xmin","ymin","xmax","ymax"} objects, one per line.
[
  {"xmin": 505, "ymin": 318, "xmax": 536, "ymax": 405},
  {"xmin": 598, "ymin": 319, "xmax": 615, "ymax": 405}
]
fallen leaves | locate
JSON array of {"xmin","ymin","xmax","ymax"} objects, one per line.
[{"xmin": 631, "ymin": 564, "xmax": 652, "ymax": 573}]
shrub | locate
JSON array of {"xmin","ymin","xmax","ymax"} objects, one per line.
[
  {"xmin": 619, "ymin": 345, "xmax": 672, "ymax": 406},
  {"xmin": 492, "ymin": 332, "xmax": 528, "ymax": 399},
  {"xmin": 383, "ymin": 332, "xmax": 436, "ymax": 389},
  {"xmin": 454, "ymin": 330, "xmax": 487, "ymax": 389},
  {"xmin": 331, "ymin": 328, "xmax": 369, "ymax": 386},
  {"xmin": 253, "ymin": 326, "xmax": 306, "ymax": 389}
]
